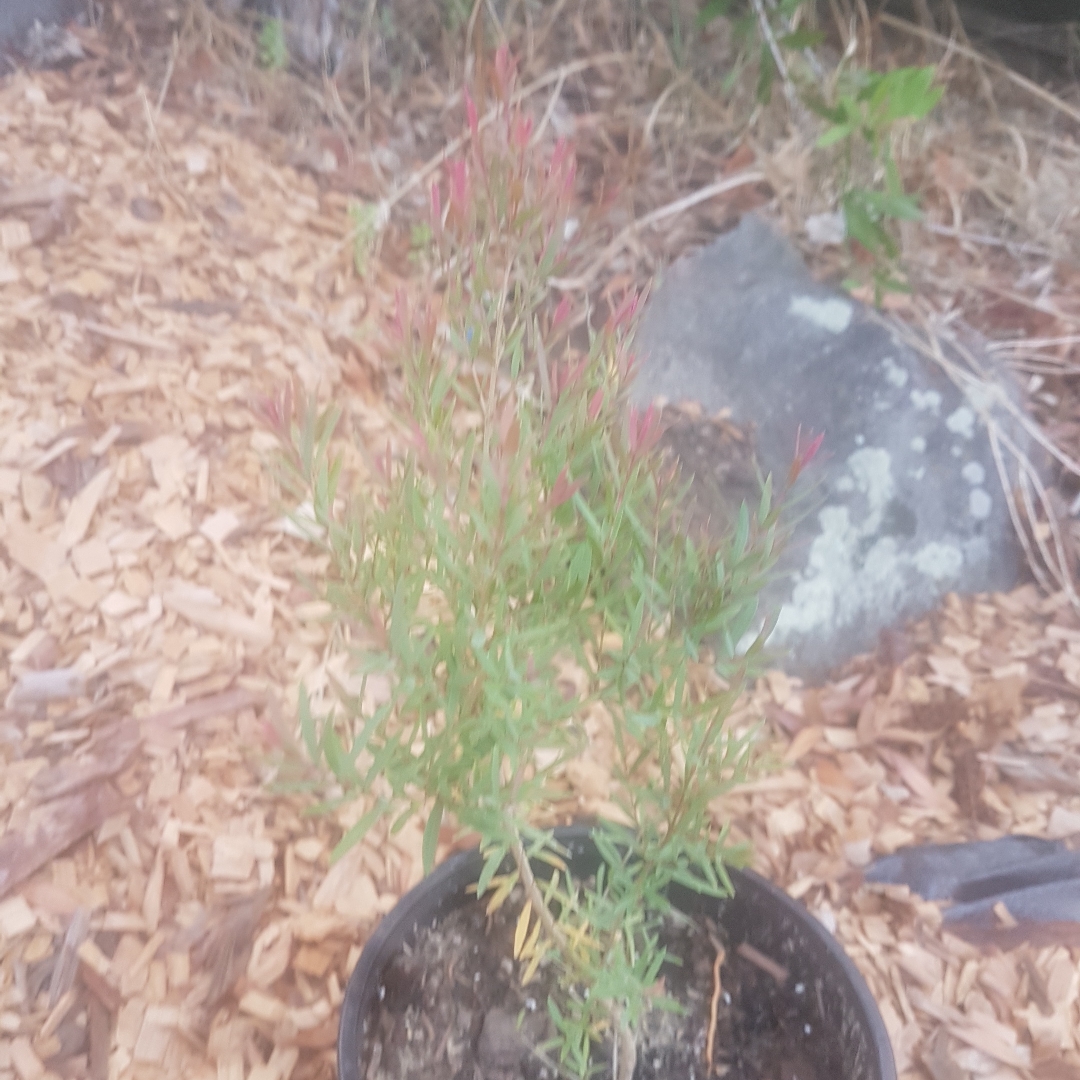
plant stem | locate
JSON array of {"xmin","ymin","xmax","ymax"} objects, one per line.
[
  {"xmin": 614, "ymin": 1011, "xmax": 637, "ymax": 1080},
  {"xmin": 749, "ymin": 0, "xmax": 802, "ymax": 118},
  {"xmin": 508, "ymin": 825, "xmax": 567, "ymax": 950},
  {"xmin": 507, "ymin": 824, "xmax": 636, "ymax": 1080}
]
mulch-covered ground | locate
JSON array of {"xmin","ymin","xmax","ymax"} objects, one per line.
[{"xmin": 2, "ymin": 6, "xmax": 1080, "ymax": 1080}]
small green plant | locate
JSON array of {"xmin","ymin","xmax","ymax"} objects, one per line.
[
  {"xmin": 264, "ymin": 46, "xmax": 813, "ymax": 1080},
  {"xmin": 810, "ymin": 65, "xmax": 943, "ymax": 298},
  {"xmin": 346, "ymin": 199, "xmax": 383, "ymax": 276},
  {"xmin": 697, "ymin": 2, "xmax": 942, "ymax": 300},
  {"xmin": 257, "ymin": 16, "xmax": 289, "ymax": 70},
  {"xmin": 441, "ymin": 0, "xmax": 473, "ymax": 33}
]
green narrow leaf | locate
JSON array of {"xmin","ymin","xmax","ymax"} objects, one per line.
[
  {"xmin": 422, "ymin": 801, "xmax": 443, "ymax": 875},
  {"xmin": 477, "ymin": 845, "xmax": 508, "ymax": 896},
  {"xmin": 778, "ymin": 27, "xmax": 823, "ymax": 50},
  {"xmin": 721, "ymin": 60, "xmax": 742, "ymax": 94},
  {"xmin": 732, "ymin": 503, "xmax": 749, "ymax": 560},
  {"xmin": 758, "ymin": 474, "xmax": 773, "ymax": 525},
  {"xmin": 729, "ymin": 598, "xmax": 759, "ymax": 648},
  {"xmin": 297, "ymin": 684, "xmax": 319, "ymax": 763},
  {"xmin": 322, "ymin": 723, "xmax": 360, "ymax": 785},
  {"xmin": 756, "ymin": 42, "xmax": 777, "ymax": 105},
  {"xmin": 696, "ymin": 0, "xmax": 734, "ymax": 28},
  {"xmin": 389, "ymin": 580, "xmax": 414, "ymax": 662},
  {"xmin": 347, "ymin": 694, "xmax": 387, "ymax": 757},
  {"xmin": 331, "ymin": 798, "xmax": 388, "ymax": 862},
  {"xmin": 391, "ymin": 803, "xmax": 419, "ymax": 834},
  {"xmin": 569, "ymin": 543, "xmax": 592, "ymax": 587},
  {"xmin": 816, "ymin": 123, "xmax": 853, "ymax": 149}
]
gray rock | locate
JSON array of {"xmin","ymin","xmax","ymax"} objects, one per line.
[
  {"xmin": 0, "ymin": 0, "xmax": 82, "ymax": 56},
  {"xmin": 633, "ymin": 214, "xmax": 1027, "ymax": 680}
]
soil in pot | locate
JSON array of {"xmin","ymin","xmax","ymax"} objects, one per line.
[{"xmin": 362, "ymin": 887, "xmax": 833, "ymax": 1080}]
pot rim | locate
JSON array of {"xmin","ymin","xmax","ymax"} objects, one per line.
[{"xmin": 338, "ymin": 824, "xmax": 897, "ymax": 1080}]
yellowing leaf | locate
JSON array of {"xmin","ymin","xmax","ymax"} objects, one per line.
[
  {"xmin": 521, "ymin": 948, "xmax": 543, "ymax": 985},
  {"xmin": 520, "ymin": 914, "xmax": 542, "ymax": 960},
  {"xmin": 566, "ymin": 920, "xmax": 598, "ymax": 965},
  {"xmin": 535, "ymin": 850, "xmax": 568, "ymax": 874},
  {"xmin": 484, "ymin": 873, "xmax": 517, "ymax": 915},
  {"xmin": 513, "ymin": 901, "xmax": 532, "ymax": 959}
]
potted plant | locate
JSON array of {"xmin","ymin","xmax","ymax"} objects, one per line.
[{"xmin": 264, "ymin": 46, "xmax": 894, "ymax": 1080}]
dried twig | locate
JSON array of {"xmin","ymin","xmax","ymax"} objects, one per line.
[
  {"xmin": 705, "ymin": 928, "xmax": 725, "ymax": 1075},
  {"xmin": 551, "ymin": 170, "xmax": 767, "ymax": 291},
  {"xmin": 736, "ymin": 941, "xmax": 789, "ymax": 984},
  {"xmin": 155, "ymin": 33, "xmax": 179, "ymax": 118},
  {"xmin": 919, "ymin": 220, "xmax": 1052, "ymax": 259},
  {"xmin": 749, "ymin": 0, "xmax": 802, "ymax": 118},
  {"xmin": 642, "ymin": 74, "xmax": 688, "ymax": 148}
]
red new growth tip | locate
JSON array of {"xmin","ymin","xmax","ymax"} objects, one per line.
[
  {"xmin": 548, "ymin": 467, "xmax": 582, "ymax": 510},
  {"xmin": 254, "ymin": 381, "xmax": 293, "ymax": 437},
  {"xmin": 429, "ymin": 180, "xmax": 441, "ymax": 227},
  {"xmin": 627, "ymin": 404, "xmax": 660, "ymax": 458},
  {"xmin": 464, "ymin": 89, "xmax": 479, "ymax": 139},
  {"xmin": 550, "ymin": 137, "xmax": 570, "ymax": 174},
  {"xmin": 448, "ymin": 160, "xmax": 469, "ymax": 223},
  {"xmin": 562, "ymin": 159, "xmax": 577, "ymax": 199},
  {"xmin": 512, "ymin": 114, "xmax": 533, "ymax": 152},
  {"xmin": 609, "ymin": 291, "xmax": 640, "ymax": 332},
  {"xmin": 552, "ymin": 295, "xmax": 571, "ymax": 330},
  {"xmin": 552, "ymin": 357, "xmax": 587, "ymax": 403},
  {"xmin": 789, "ymin": 426, "xmax": 824, "ymax": 485},
  {"xmin": 617, "ymin": 349, "xmax": 640, "ymax": 382},
  {"xmin": 494, "ymin": 43, "xmax": 516, "ymax": 99},
  {"xmin": 587, "ymin": 388, "xmax": 604, "ymax": 421}
]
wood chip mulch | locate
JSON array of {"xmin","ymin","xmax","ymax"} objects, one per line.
[{"xmin": 1, "ymin": 65, "xmax": 1079, "ymax": 1080}]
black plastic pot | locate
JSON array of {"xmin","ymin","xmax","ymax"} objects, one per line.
[{"xmin": 339, "ymin": 826, "xmax": 896, "ymax": 1080}]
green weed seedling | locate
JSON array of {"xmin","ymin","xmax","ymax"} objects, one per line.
[
  {"xmin": 257, "ymin": 16, "xmax": 289, "ymax": 70},
  {"xmin": 811, "ymin": 64, "xmax": 943, "ymax": 299},
  {"xmin": 698, "ymin": 2, "xmax": 943, "ymax": 301}
]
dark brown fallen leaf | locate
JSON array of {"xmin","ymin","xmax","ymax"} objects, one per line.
[
  {"xmin": 28, "ymin": 198, "xmax": 77, "ymax": 246},
  {"xmin": 87, "ymin": 995, "xmax": 111, "ymax": 1080},
  {"xmin": 144, "ymin": 687, "xmax": 262, "ymax": 735},
  {"xmin": 79, "ymin": 956, "xmax": 122, "ymax": 1014},
  {"xmin": 949, "ymin": 740, "xmax": 985, "ymax": 821},
  {"xmin": 34, "ymin": 689, "xmax": 264, "ymax": 801},
  {"xmin": 129, "ymin": 196, "xmax": 164, "ymax": 222},
  {"xmin": 0, "ymin": 784, "xmax": 125, "ymax": 899},
  {"xmin": 191, "ymin": 888, "xmax": 272, "ymax": 1010},
  {"xmin": 32, "ymin": 721, "xmax": 139, "ymax": 800}
]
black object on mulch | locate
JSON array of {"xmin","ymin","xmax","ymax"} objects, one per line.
[{"xmin": 865, "ymin": 836, "xmax": 1080, "ymax": 947}]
